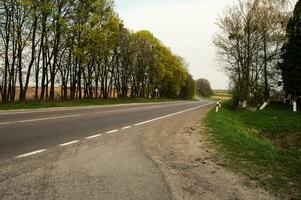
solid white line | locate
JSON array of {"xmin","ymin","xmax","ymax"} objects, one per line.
[
  {"xmin": 0, "ymin": 101, "xmax": 178, "ymax": 116},
  {"xmin": 0, "ymin": 108, "xmax": 159, "ymax": 126},
  {"xmin": 106, "ymin": 129, "xmax": 119, "ymax": 134},
  {"xmin": 0, "ymin": 105, "xmax": 166, "ymax": 126},
  {"xmin": 18, "ymin": 114, "xmax": 82, "ymax": 123},
  {"xmin": 15, "ymin": 149, "xmax": 47, "ymax": 158},
  {"xmin": 0, "ymin": 114, "xmax": 82, "ymax": 126},
  {"xmin": 85, "ymin": 105, "xmax": 168, "ymax": 116},
  {"xmin": 134, "ymin": 103, "xmax": 213, "ymax": 127},
  {"xmin": 0, "ymin": 122, "xmax": 11, "ymax": 125},
  {"xmin": 0, "ymin": 102, "xmax": 198, "ymax": 126},
  {"xmin": 59, "ymin": 140, "xmax": 80, "ymax": 147},
  {"xmin": 86, "ymin": 134, "xmax": 103, "ymax": 139},
  {"xmin": 121, "ymin": 126, "xmax": 132, "ymax": 130}
]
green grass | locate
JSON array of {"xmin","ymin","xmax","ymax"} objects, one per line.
[
  {"xmin": 204, "ymin": 102, "xmax": 301, "ymax": 199},
  {"xmin": 196, "ymin": 90, "xmax": 232, "ymax": 101},
  {"xmin": 213, "ymin": 89, "xmax": 230, "ymax": 93},
  {"xmin": 213, "ymin": 92, "xmax": 232, "ymax": 97},
  {"xmin": 211, "ymin": 90, "xmax": 232, "ymax": 100},
  {"xmin": 0, "ymin": 98, "xmax": 174, "ymax": 111}
]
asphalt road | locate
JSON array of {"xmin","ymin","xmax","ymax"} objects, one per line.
[{"xmin": 0, "ymin": 100, "xmax": 213, "ymax": 200}]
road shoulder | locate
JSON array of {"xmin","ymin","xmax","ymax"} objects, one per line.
[{"xmin": 141, "ymin": 105, "xmax": 276, "ymax": 200}]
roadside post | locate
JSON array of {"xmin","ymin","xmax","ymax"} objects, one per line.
[
  {"xmin": 293, "ymin": 100, "xmax": 297, "ymax": 112},
  {"xmin": 219, "ymin": 100, "xmax": 222, "ymax": 108},
  {"xmin": 216, "ymin": 101, "xmax": 219, "ymax": 112},
  {"xmin": 155, "ymin": 88, "xmax": 159, "ymax": 101}
]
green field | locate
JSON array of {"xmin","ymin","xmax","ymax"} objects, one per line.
[
  {"xmin": 0, "ymin": 98, "xmax": 173, "ymax": 111},
  {"xmin": 209, "ymin": 90, "xmax": 232, "ymax": 100},
  {"xmin": 204, "ymin": 102, "xmax": 301, "ymax": 199}
]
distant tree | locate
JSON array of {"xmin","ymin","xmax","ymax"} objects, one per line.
[
  {"xmin": 196, "ymin": 78, "xmax": 213, "ymax": 97},
  {"xmin": 279, "ymin": 0, "xmax": 301, "ymax": 100}
]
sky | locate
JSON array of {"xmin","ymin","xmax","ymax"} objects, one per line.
[{"xmin": 115, "ymin": 0, "xmax": 235, "ymax": 89}]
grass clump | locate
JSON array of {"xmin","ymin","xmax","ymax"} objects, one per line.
[{"xmin": 204, "ymin": 102, "xmax": 301, "ymax": 199}]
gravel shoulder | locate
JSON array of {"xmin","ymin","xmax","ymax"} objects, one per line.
[{"xmin": 141, "ymin": 105, "xmax": 276, "ymax": 200}]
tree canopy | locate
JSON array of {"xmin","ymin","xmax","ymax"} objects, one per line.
[
  {"xmin": 0, "ymin": 0, "xmax": 195, "ymax": 103},
  {"xmin": 196, "ymin": 78, "xmax": 213, "ymax": 97},
  {"xmin": 279, "ymin": 0, "xmax": 301, "ymax": 99},
  {"xmin": 214, "ymin": 0, "xmax": 290, "ymax": 106}
]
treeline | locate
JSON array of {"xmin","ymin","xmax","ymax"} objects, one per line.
[
  {"xmin": 0, "ymin": 0, "xmax": 194, "ymax": 103},
  {"xmin": 214, "ymin": 0, "xmax": 291, "ymax": 106}
]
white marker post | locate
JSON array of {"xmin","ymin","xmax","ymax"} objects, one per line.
[
  {"xmin": 242, "ymin": 100, "xmax": 247, "ymax": 108},
  {"xmin": 219, "ymin": 100, "xmax": 222, "ymax": 108},
  {"xmin": 293, "ymin": 100, "xmax": 297, "ymax": 112},
  {"xmin": 216, "ymin": 102, "xmax": 219, "ymax": 112},
  {"xmin": 259, "ymin": 102, "xmax": 268, "ymax": 111},
  {"xmin": 155, "ymin": 88, "xmax": 159, "ymax": 101}
]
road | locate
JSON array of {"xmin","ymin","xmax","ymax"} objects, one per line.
[{"xmin": 0, "ymin": 100, "xmax": 213, "ymax": 200}]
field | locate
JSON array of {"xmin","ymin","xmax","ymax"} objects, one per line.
[
  {"xmin": 204, "ymin": 102, "xmax": 301, "ymax": 199},
  {"xmin": 211, "ymin": 90, "xmax": 232, "ymax": 100}
]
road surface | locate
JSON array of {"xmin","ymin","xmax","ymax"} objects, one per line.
[{"xmin": 0, "ymin": 100, "xmax": 213, "ymax": 200}]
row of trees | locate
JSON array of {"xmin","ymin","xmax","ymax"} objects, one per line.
[
  {"xmin": 0, "ymin": 0, "xmax": 194, "ymax": 103},
  {"xmin": 214, "ymin": 0, "xmax": 291, "ymax": 106}
]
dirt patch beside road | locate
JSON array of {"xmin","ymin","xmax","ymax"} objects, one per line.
[{"xmin": 141, "ymin": 105, "xmax": 276, "ymax": 200}]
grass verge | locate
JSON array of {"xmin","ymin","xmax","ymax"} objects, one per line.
[
  {"xmin": 197, "ymin": 90, "xmax": 232, "ymax": 101},
  {"xmin": 211, "ymin": 90, "xmax": 232, "ymax": 100},
  {"xmin": 0, "ymin": 98, "xmax": 174, "ymax": 111},
  {"xmin": 204, "ymin": 102, "xmax": 301, "ymax": 199}
]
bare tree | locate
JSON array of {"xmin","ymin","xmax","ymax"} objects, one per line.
[{"xmin": 214, "ymin": 0, "xmax": 290, "ymax": 106}]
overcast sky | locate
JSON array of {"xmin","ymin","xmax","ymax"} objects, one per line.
[{"xmin": 115, "ymin": 0, "xmax": 235, "ymax": 89}]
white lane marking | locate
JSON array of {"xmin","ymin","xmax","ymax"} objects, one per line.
[
  {"xmin": 0, "ymin": 101, "xmax": 180, "ymax": 116},
  {"xmin": 134, "ymin": 103, "xmax": 213, "ymax": 126},
  {"xmin": 121, "ymin": 126, "xmax": 132, "ymax": 130},
  {"xmin": 15, "ymin": 149, "xmax": 47, "ymax": 158},
  {"xmin": 0, "ymin": 114, "xmax": 82, "ymax": 126},
  {"xmin": 19, "ymin": 115, "xmax": 82, "ymax": 123},
  {"xmin": 59, "ymin": 140, "xmax": 80, "ymax": 147},
  {"xmin": 86, "ymin": 134, "xmax": 103, "ymax": 139},
  {"xmin": 106, "ymin": 129, "xmax": 119, "ymax": 134},
  {"xmin": 0, "ymin": 122, "xmax": 11, "ymax": 125},
  {"xmin": 85, "ymin": 105, "xmax": 168, "ymax": 116},
  {"xmin": 0, "ymin": 105, "xmax": 166, "ymax": 126},
  {"xmin": 0, "ymin": 107, "xmax": 139, "ymax": 116},
  {"xmin": 0, "ymin": 101, "xmax": 202, "ymax": 126}
]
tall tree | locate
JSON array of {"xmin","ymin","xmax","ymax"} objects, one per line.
[
  {"xmin": 214, "ymin": 0, "xmax": 290, "ymax": 106},
  {"xmin": 280, "ymin": 0, "xmax": 301, "ymax": 99}
]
